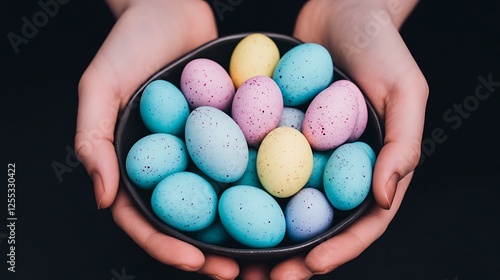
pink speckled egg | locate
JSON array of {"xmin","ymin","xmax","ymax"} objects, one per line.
[
  {"xmin": 231, "ymin": 75, "xmax": 284, "ymax": 146},
  {"xmin": 180, "ymin": 58, "xmax": 235, "ymax": 111},
  {"xmin": 302, "ymin": 84, "xmax": 359, "ymax": 151},
  {"xmin": 330, "ymin": 80, "xmax": 368, "ymax": 141}
]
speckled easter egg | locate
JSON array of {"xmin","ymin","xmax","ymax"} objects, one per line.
[
  {"xmin": 285, "ymin": 188, "xmax": 334, "ymax": 243},
  {"xmin": 278, "ymin": 107, "xmax": 305, "ymax": 132},
  {"xmin": 218, "ymin": 185, "xmax": 286, "ymax": 248},
  {"xmin": 140, "ymin": 80, "xmax": 190, "ymax": 136},
  {"xmin": 304, "ymin": 150, "xmax": 332, "ymax": 190},
  {"xmin": 256, "ymin": 127, "xmax": 313, "ymax": 198},
  {"xmin": 229, "ymin": 33, "xmax": 280, "ymax": 88},
  {"xmin": 189, "ymin": 217, "xmax": 232, "ymax": 246},
  {"xmin": 234, "ymin": 148, "xmax": 263, "ymax": 189},
  {"xmin": 273, "ymin": 43, "xmax": 334, "ymax": 106},
  {"xmin": 184, "ymin": 106, "xmax": 248, "ymax": 183},
  {"xmin": 231, "ymin": 75, "xmax": 283, "ymax": 146},
  {"xmin": 323, "ymin": 142, "xmax": 374, "ymax": 211},
  {"xmin": 151, "ymin": 172, "xmax": 217, "ymax": 231},
  {"xmin": 302, "ymin": 84, "xmax": 360, "ymax": 151},
  {"xmin": 180, "ymin": 58, "xmax": 235, "ymax": 111},
  {"xmin": 125, "ymin": 133, "xmax": 188, "ymax": 189},
  {"xmin": 330, "ymin": 80, "xmax": 368, "ymax": 141}
]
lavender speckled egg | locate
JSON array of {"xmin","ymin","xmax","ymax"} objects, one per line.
[
  {"xmin": 304, "ymin": 150, "xmax": 332, "ymax": 190},
  {"xmin": 185, "ymin": 106, "xmax": 248, "ymax": 183},
  {"xmin": 273, "ymin": 43, "xmax": 334, "ymax": 106},
  {"xmin": 219, "ymin": 185, "xmax": 286, "ymax": 248},
  {"xmin": 257, "ymin": 127, "xmax": 313, "ymax": 198},
  {"xmin": 285, "ymin": 188, "xmax": 334, "ymax": 243},
  {"xmin": 323, "ymin": 142, "xmax": 374, "ymax": 211},
  {"xmin": 140, "ymin": 80, "xmax": 190, "ymax": 136},
  {"xmin": 125, "ymin": 133, "xmax": 188, "ymax": 190},
  {"xmin": 278, "ymin": 107, "xmax": 305, "ymax": 132},
  {"xmin": 302, "ymin": 84, "xmax": 359, "ymax": 151},
  {"xmin": 151, "ymin": 172, "xmax": 217, "ymax": 231},
  {"xmin": 180, "ymin": 58, "xmax": 235, "ymax": 111},
  {"xmin": 234, "ymin": 148, "xmax": 263, "ymax": 189},
  {"xmin": 330, "ymin": 80, "xmax": 368, "ymax": 141},
  {"xmin": 231, "ymin": 75, "xmax": 283, "ymax": 146}
]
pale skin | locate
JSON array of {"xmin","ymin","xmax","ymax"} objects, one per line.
[{"xmin": 75, "ymin": 0, "xmax": 428, "ymax": 279}]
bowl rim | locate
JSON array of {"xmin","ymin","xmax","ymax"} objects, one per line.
[{"xmin": 115, "ymin": 32, "xmax": 383, "ymax": 259}]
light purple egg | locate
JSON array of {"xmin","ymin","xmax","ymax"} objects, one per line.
[
  {"xmin": 231, "ymin": 75, "xmax": 284, "ymax": 146},
  {"xmin": 285, "ymin": 188, "xmax": 334, "ymax": 243},
  {"xmin": 180, "ymin": 58, "xmax": 235, "ymax": 111},
  {"xmin": 278, "ymin": 107, "xmax": 305, "ymax": 132},
  {"xmin": 302, "ymin": 85, "xmax": 359, "ymax": 151},
  {"xmin": 330, "ymin": 80, "xmax": 368, "ymax": 141}
]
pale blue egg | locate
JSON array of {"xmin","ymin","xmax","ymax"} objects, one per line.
[
  {"xmin": 273, "ymin": 43, "xmax": 334, "ymax": 106},
  {"xmin": 278, "ymin": 107, "xmax": 305, "ymax": 132},
  {"xmin": 323, "ymin": 142, "xmax": 374, "ymax": 210},
  {"xmin": 151, "ymin": 172, "xmax": 217, "ymax": 232},
  {"xmin": 285, "ymin": 188, "xmax": 334, "ymax": 243},
  {"xmin": 351, "ymin": 141, "xmax": 376, "ymax": 167},
  {"xmin": 218, "ymin": 185, "xmax": 286, "ymax": 248},
  {"xmin": 185, "ymin": 106, "xmax": 248, "ymax": 183},
  {"xmin": 304, "ymin": 150, "xmax": 332, "ymax": 190},
  {"xmin": 233, "ymin": 148, "xmax": 263, "ymax": 189},
  {"xmin": 140, "ymin": 80, "xmax": 190, "ymax": 136},
  {"xmin": 189, "ymin": 217, "xmax": 232, "ymax": 245},
  {"xmin": 125, "ymin": 133, "xmax": 188, "ymax": 189}
]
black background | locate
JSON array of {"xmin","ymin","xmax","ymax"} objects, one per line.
[{"xmin": 3, "ymin": 0, "xmax": 500, "ymax": 279}]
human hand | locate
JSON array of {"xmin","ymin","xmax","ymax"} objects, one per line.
[
  {"xmin": 248, "ymin": 0, "xmax": 429, "ymax": 278},
  {"xmin": 74, "ymin": 1, "xmax": 239, "ymax": 278}
]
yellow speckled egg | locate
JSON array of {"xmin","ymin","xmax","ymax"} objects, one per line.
[
  {"xmin": 229, "ymin": 33, "xmax": 280, "ymax": 88},
  {"xmin": 256, "ymin": 127, "xmax": 313, "ymax": 198}
]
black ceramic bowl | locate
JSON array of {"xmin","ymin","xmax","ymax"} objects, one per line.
[{"xmin": 115, "ymin": 32, "xmax": 383, "ymax": 260}]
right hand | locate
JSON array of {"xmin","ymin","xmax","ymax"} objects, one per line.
[{"xmin": 75, "ymin": 1, "xmax": 239, "ymax": 278}]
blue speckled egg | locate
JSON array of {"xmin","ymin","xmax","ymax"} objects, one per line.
[
  {"xmin": 140, "ymin": 80, "xmax": 190, "ymax": 136},
  {"xmin": 273, "ymin": 43, "xmax": 334, "ymax": 106},
  {"xmin": 234, "ymin": 148, "xmax": 263, "ymax": 189},
  {"xmin": 304, "ymin": 150, "xmax": 332, "ymax": 190},
  {"xmin": 189, "ymin": 217, "xmax": 232, "ymax": 245},
  {"xmin": 278, "ymin": 107, "xmax": 305, "ymax": 132},
  {"xmin": 352, "ymin": 141, "xmax": 376, "ymax": 167},
  {"xmin": 125, "ymin": 133, "xmax": 188, "ymax": 189},
  {"xmin": 151, "ymin": 172, "xmax": 217, "ymax": 232},
  {"xmin": 323, "ymin": 142, "xmax": 374, "ymax": 210},
  {"xmin": 185, "ymin": 106, "xmax": 248, "ymax": 183},
  {"xmin": 285, "ymin": 188, "xmax": 334, "ymax": 243},
  {"xmin": 218, "ymin": 185, "xmax": 286, "ymax": 248}
]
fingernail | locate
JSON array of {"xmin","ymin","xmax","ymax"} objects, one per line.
[
  {"xmin": 207, "ymin": 274, "xmax": 226, "ymax": 280},
  {"xmin": 92, "ymin": 171, "xmax": 106, "ymax": 210},
  {"xmin": 383, "ymin": 173, "xmax": 400, "ymax": 210}
]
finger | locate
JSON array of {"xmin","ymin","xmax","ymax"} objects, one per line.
[
  {"xmin": 305, "ymin": 174, "xmax": 411, "ymax": 274},
  {"xmin": 75, "ymin": 2, "xmax": 217, "ymax": 209},
  {"xmin": 270, "ymin": 255, "xmax": 313, "ymax": 280},
  {"xmin": 240, "ymin": 261, "xmax": 271, "ymax": 280},
  {"xmin": 199, "ymin": 255, "xmax": 240, "ymax": 280},
  {"xmin": 111, "ymin": 188, "xmax": 205, "ymax": 270},
  {"xmin": 372, "ymin": 64, "xmax": 428, "ymax": 209}
]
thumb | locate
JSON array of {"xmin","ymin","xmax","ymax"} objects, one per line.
[
  {"xmin": 75, "ymin": 59, "xmax": 121, "ymax": 209},
  {"xmin": 372, "ymin": 70, "xmax": 428, "ymax": 210}
]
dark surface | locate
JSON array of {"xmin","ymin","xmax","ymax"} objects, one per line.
[{"xmin": 3, "ymin": 0, "xmax": 500, "ymax": 279}]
